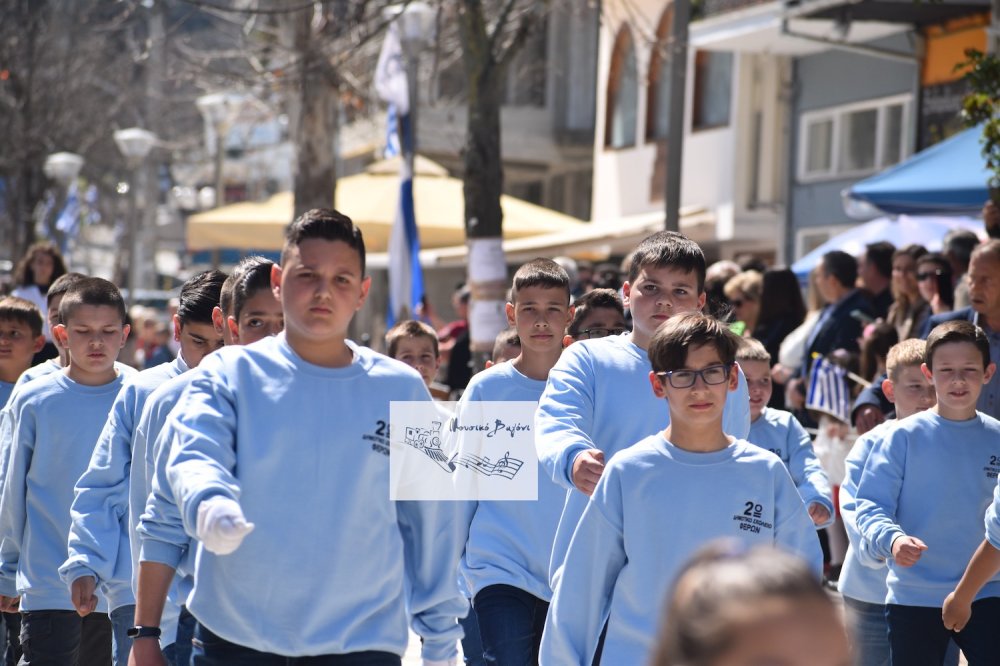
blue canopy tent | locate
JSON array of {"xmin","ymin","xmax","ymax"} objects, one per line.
[
  {"xmin": 791, "ymin": 215, "xmax": 985, "ymax": 279},
  {"xmin": 846, "ymin": 126, "xmax": 991, "ymax": 215}
]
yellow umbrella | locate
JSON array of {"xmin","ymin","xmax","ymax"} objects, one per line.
[{"xmin": 186, "ymin": 156, "xmax": 586, "ymax": 253}]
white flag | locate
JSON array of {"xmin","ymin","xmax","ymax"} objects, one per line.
[{"xmin": 375, "ymin": 23, "xmax": 409, "ymax": 115}]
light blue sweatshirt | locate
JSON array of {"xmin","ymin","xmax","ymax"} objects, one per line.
[
  {"xmin": 839, "ymin": 420, "xmax": 894, "ymax": 605},
  {"xmin": 165, "ymin": 334, "xmax": 468, "ymax": 658},
  {"xmin": 459, "ymin": 362, "xmax": 564, "ymax": 602},
  {"xmin": 14, "ymin": 358, "xmax": 61, "ymax": 388},
  {"xmin": 535, "ymin": 334, "xmax": 750, "ymax": 584},
  {"xmin": 985, "ymin": 480, "xmax": 1000, "ymax": 550},
  {"xmin": 134, "ymin": 371, "xmax": 201, "ymax": 647},
  {"xmin": 60, "ymin": 356, "xmax": 189, "ymax": 609},
  {"xmin": 748, "ymin": 407, "xmax": 833, "ymax": 528},
  {"xmin": 539, "ymin": 435, "xmax": 822, "ymax": 665},
  {"xmin": 0, "ymin": 368, "xmax": 136, "ymax": 611},
  {"xmin": 0, "ymin": 381, "xmax": 14, "ymax": 408},
  {"xmin": 856, "ymin": 410, "xmax": 1000, "ymax": 606}
]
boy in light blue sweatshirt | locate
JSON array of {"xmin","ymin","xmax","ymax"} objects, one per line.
[
  {"xmin": 59, "ymin": 269, "xmax": 226, "ymax": 664},
  {"xmin": 460, "ymin": 259, "xmax": 573, "ymax": 665},
  {"xmin": 0, "ymin": 297, "xmax": 45, "ymax": 407},
  {"xmin": 739, "ymin": 337, "xmax": 834, "ymax": 528},
  {"xmin": 128, "ymin": 257, "xmax": 280, "ymax": 666},
  {"xmin": 856, "ymin": 320, "xmax": 1000, "ymax": 665},
  {"xmin": 535, "ymin": 232, "xmax": 751, "ymax": 589},
  {"xmin": 162, "ymin": 209, "xmax": 466, "ymax": 664},
  {"xmin": 839, "ymin": 338, "xmax": 938, "ymax": 666},
  {"xmin": 539, "ymin": 312, "xmax": 821, "ymax": 665},
  {"xmin": 0, "ymin": 277, "xmax": 135, "ymax": 665}
]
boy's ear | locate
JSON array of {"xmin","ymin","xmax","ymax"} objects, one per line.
[
  {"xmin": 211, "ymin": 306, "xmax": 225, "ymax": 336},
  {"xmin": 728, "ymin": 362, "xmax": 739, "ymax": 391},
  {"xmin": 650, "ymin": 370, "xmax": 667, "ymax": 399},
  {"xmin": 119, "ymin": 324, "xmax": 131, "ymax": 347},
  {"xmin": 505, "ymin": 302, "xmax": 516, "ymax": 327},
  {"xmin": 621, "ymin": 282, "xmax": 632, "ymax": 308},
  {"xmin": 563, "ymin": 334, "xmax": 574, "ymax": 348},
  {"xmin": 271, "ymin": 263, "xmax": 283, "ymax": 301},
  {"xmin": 696, "ymin": 291, "xmax": 707, "ymax": 312},
  {"xmin": 31, "ymin": 334, "xmax": 45, "ymax": 354},
  {"xmin": 356, "ymin": 275, "xmax": 372, "ymax": 311},
  {"xmin": 226, "ymin": 316, "xmax": 240, "ymax": 343},
  {"xmin": 881, "ymin": 377, "xmax": 896, "ymax": 404},
  {"xmin": 52, "ymin": 323, "xmax": 68, "ymax": 348},
  {"xmin": 983, "ymin": 362, "xmax": 997, "ymax": 385},
  {"xmin": 172, "ymin": 314, "xmax": 182, "ymax": 342},
  {"xmin": 920, "ymin": 362, "xmax": 933, "ymax": 382}
]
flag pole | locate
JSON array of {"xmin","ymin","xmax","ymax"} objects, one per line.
[{"xmin": 810, "ymin": 351, "xmax": 871, "ymax": 388}]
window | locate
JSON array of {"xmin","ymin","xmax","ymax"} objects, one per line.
[
  {"xmin": 799, "ymin": 95, "xmax": 910, "ymax": 181},
  {"xmin": 605, "ymin": 27, "xmax": 638, "ymax": 149},
  {"xmin": 692, "ymin": 50, "xmax": 733, "ymax": 131},
  {"xmin": 646, "ymin": 8, "xmax": 673, "ymax": 141}
]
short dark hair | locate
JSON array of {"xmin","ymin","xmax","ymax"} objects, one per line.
[
  {"xmin": 628, "ymin": 231, "xmax": 707, "ymax": 292},
  {"xmin": 46, "ymin": 272, "xmax": 88, "ymax": 309},
  {"xmin": 943, "ymin": 229, "xmax": 980, "ymax": 269},
  {"xmin": 385, "ymin": 319, "xmax": 439, "ymax": 358},
  {"xmin": 492, "ymin": 328, "xmax": 521, "ymax": 362},
  {"xmin": 925, "ymin": 320, "xmax": 991, "ymax": 370},
  {"xmin": 648, "ymin": 312, "xmax": 741, "ymax": 374},
  {"xmin": 230, "ymin": 256, "xmax": 274, "ymax": 321},
  {"xmin": 0, "ymin": 296, "xmax": 43, "ymax": 337},
  {"xmin": 59, "ymin": 277, "xmax": 127, "ymax": 325},
  {"xmin": 820, "ymin": 250, "xmax": 858, "ymax": 289},
  {"xmin": 511, "ymin": 258, "xmax": 571, "ymax": 304},
  {"xmin": 864, "ymin": 241, "xmax": 895, "ymax": 279},
  {"xmin": 567, "ymin": 288, "xmax": 625, "ymax": 337},
  {"xmin": 736, "ymin": 337, "xmax": 770, "ymax": 364},
  {"xmin": 178, "ymin": 270, "xmax": 227, "ymax": 326},
  {"xmin": 281, "ymin": 208, "xmax": 366, "ymax": 274}
]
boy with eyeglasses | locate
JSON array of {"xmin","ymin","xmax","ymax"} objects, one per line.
[
  {"xmin": 539, "ymin": 313, "xmax": 820, "ymax": 665},
  {"xmin": 563, "ymin": 288, "xmax": 627, "ymax": 346},
  {"xmin": 740, "ymin": 338, "xmax": 833, "ymax": 528}
]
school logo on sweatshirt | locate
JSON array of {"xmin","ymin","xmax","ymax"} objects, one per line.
[
  {"xmin": 363, "ymin": 420, "xmax": 391, "ymax": 456},
  {"xmin": 984, "ymin": 455, "xmax": 1000, "ymax": 480},
  {"xmin": 732, "ymin": 500, "xmax": 773, "ymax": 534}
]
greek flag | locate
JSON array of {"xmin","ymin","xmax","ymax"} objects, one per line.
[
  {"xmin": 376, "ymin": 22, "xmax": 423, "ymax": 325},
  {"xmin": 806, "ymin": 355, "xmax": 851, "ymax": 424}
]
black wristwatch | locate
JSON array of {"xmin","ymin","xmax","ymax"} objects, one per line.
[{"xmin": 126, "ymin": 625, "xmax": 161, "ymax": 639}]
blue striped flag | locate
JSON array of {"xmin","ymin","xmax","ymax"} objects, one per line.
[{"xmin": 806, "ymin": 355, "xmax": 851, "ymax": 424}]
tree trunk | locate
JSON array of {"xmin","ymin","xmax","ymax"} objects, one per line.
[
  {"xmin": 287, "ymin": 7, "xmax": 339, "ymax": 219},
  {"xmin": 457, "ymin": 0, "xmax": 510, "ymax": 357}
]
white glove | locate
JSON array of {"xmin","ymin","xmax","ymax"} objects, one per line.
[
  {"xmin": 196, "ymin": 496, "xmax": 254, "ymax": 555},
  {"xmin": 422, "ymin": 660, "xmax": 456, "ymax": 666}
]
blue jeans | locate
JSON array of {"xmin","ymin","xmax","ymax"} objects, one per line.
[
  {"xmin": 110, "ymin": 604, "xmax": 134, "ymax": 666},
  {"xmin": 191, "ymin": 622, "xmax": 401, "ymax": 665},
  {"xmin": 843, "ymin": 597, "xmax": 890, "ymax": 666},
  {"xmin": 18, "ymin": 610, "xmax": 112, "ymax": 665},
  {"xmin": 473, "ymin": 585, "xmax": 548, "ymax": 666},
  {"xmin": 162, "ymin": 606, "xmax": 195, "ymax": 666},
  {"xmin": 887, "ymin": 598, "xmax": 1000, "ymax": 665},
  {"xmin": 459, "ymin": 605, "xmax": 485, "ymax": 666}
]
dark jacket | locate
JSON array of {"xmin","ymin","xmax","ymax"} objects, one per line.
[
  {"xmin": 800, "ymin": 288, "xmax": 874, "ymax": 377},
  {"xmin": 919, "ymin": 306, "xmax": 976, "ymax": 339}
]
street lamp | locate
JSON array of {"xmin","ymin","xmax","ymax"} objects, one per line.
[
  {"xmin": 114, "ymin": 127, "xmax": 157, "ymax": 304},
  {"xmin": 196, "ymin": 92, "xmax": 243, "ymax": 208},
  {"xmin": 42, "ymin": 152, "xmax": 84, "ymax": 258}
]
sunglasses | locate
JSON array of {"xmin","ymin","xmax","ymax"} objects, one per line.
[
  {"xmin": 655, "ymin": 363, "xmax": 732, "ymax": 389},
  {"xmin": 916, "ymin": 270, "xmax": 943, "ymax": 281},
  {"xmin": 576, "ymin": 327, "xmax": 626, "ymax": 340}
]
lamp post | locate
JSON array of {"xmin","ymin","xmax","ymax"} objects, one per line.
[
  {"xmin": 42, "ymin": 152, "xmax": 84, "ymax": 257},
  {"xmin": 196, "ymin": 92, "xmax": 243, "ymax": 209},
  {"xmin": 384, "ymin": 1, "xmax": 436, "ymax": 172},
  {"xmin": 113, "ymin": 128, "xmax": 157, "ymax": 304}
]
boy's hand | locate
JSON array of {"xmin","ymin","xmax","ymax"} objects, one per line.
[
  {"xmin": 891, "ymin": 535, "xmax": 927, "ymax": 567},
  {"xmin": 71, "ymin": 575, "xmax": 99, "ymax": 616},
  {"xmin": 807, "ymin": 503, "xmax": 831, "ymax": 526},
  {"xmin": 942, "ymin": 590, "xmax": 973, "ymax": 632},
  {"xmin": 197, "ymin": 496, "xmax": 255, "ymax": 555},
  {"xmin": 572, "ymin": 449, "xmax": 605, "ymax": 496},
  {"xmin": 0, "ymin": 595, "xmax": 18, "ymax": 612}
]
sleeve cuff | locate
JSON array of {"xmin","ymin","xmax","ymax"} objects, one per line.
[
  {"xmin": 139, "ymin": 539, "xmax": 186, "ymax": 570},
  {"xmin": 58, "ymin": 561, "xmax": 99, "ymax": 587}
]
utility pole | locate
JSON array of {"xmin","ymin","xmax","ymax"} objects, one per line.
[
  {"xmin": 664, "ymin": 0, "xmax": 690, "ymax": 232},
  {"xmin": 990, "ymin": 0, "xmax": 1000, "ymax": 55}
]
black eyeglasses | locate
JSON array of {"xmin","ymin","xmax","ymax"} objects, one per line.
[
  {"xmin": 655, "ymin": 363, "xmax": 732, "ymax": 389},
  {"xmin": 916, "ymin": 270, "xmax": 943, "ymax": 281},
  {"xmin": 576, "ymin": 327, "xmax": 627, "ymax": 339}
]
